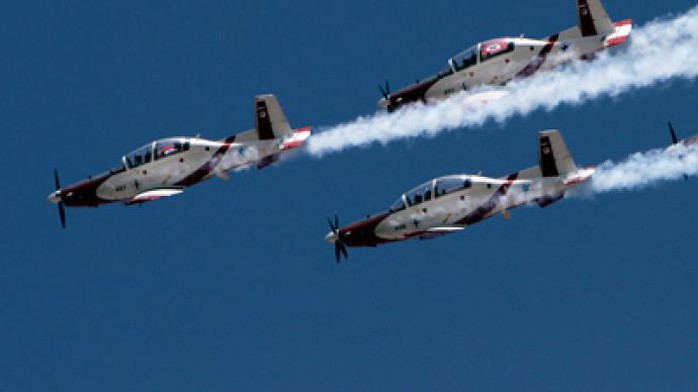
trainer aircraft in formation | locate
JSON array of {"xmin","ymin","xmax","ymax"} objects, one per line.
[
  {"xmin": 325, "ymin": 125, "xmax": 698, "ymax": 262},
  {"xmin": 48, "ymin": 95, "xmax": 311, "ymax": 228},
  {"xmin": 377, "ymin": 0, "xmax": 632, "ymax": 112}
]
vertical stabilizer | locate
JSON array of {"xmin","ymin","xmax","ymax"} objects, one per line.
[
  {"xmin": 577, "ymin": 0, "xmax": 614, "ymax": 36},
  {"xmin": 538, "ymin": 130, "xmax": 578, "ymax": 177},
  {"xmin": 255, "ymin": 94, "xmax": 292, "ymax": 140}
]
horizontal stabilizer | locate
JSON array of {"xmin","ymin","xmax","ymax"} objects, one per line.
[
  {"xmin": 604, "ymin": 19, "xmax": 632, "ymax": 47},
  {"xmin": 280, "ymin": 126, "xmax": 312, "ymax": 151}
]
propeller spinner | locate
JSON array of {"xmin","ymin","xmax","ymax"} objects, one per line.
[
  {"xmin": 378, "ymin": 79, "xmax": 391, "ymax": 100},
  {"xmin": 378, "ymin": 79, "xmax": 397, "ymax": 112}
]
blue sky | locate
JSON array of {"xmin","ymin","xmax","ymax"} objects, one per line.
[{"xmin": 2, "ymin": 1, "xmax": 697, "ymax": 391}]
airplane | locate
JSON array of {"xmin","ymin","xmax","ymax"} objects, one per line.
[
  {"xmin": 48, "ymin": 94, "xmax": 311, "ymax": 228},
  {"xmin": 325, "ymin": 129, "xmax": 596, "ymax": 262},
  {"xmin": 325, "ymin": 124, "xmax": 698, "ymax": 262},
  {"xmin": 377, "ymin": 0, "xmax": 632, "ymax": 112}
]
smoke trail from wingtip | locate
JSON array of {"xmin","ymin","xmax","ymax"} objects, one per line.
[{"xmin": 307, "ymin": 6, "xmax": 698, "ymax": 156}]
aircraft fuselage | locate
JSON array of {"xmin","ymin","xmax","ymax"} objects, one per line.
[
  {"xmin": 378, "ymin": 16, "xmax": 631, "ymax": 111},
  {"xmin": 326, "ymin": 169, "xmax": 595, "ymax": 248},
  {"xmin": 48, "ymin": 130, "xmax": 311, "ymax": 207}
]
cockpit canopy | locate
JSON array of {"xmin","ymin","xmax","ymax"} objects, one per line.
[
  {"xmin": 448, "ymin": 38, "xmax": 515, "ymax": 72},
  {"xmin": 390, "ymin": 175, "xmax": 473, "ymax": 212},
  {"xmin": 449, "ymin": 45, "xmax": 478, "ymax": 72},
  {"xmin": 122, "ymin": 137, "xmax": 190, "ymax": 170}
]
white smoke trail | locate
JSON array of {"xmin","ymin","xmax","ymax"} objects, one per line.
[
  {"xmin": 307, "ymin": 5, "xmax": 698, "ymax": 156},
  {"xmin": 586, "ymin": 143, "xmax": 698, "ymax": 193}
]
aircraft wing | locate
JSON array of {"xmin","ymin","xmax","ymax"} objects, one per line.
[
  {"xmin": 408, "ymin": 226, "xmax": 465, "ymax": 240},
  {"xmin": 124, "ymin": 188, "xmax": 184, "ymax": 206},
  {"xmin": 425, "ymin": 226, "xmax": 466, "ymax": 233}
]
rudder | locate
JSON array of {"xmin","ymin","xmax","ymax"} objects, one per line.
[
  {"xmin": 255, "ymin": 94, "xmax": 292, "ymax": 140},
  {"xmin": 538, "ymin": 130, "xmax": 578, "ymax": 177},
  {"xmin": 576, "ymin": 0, "xmax": 614, "ymax": 36}
]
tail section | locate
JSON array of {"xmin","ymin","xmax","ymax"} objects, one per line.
[
  {"xmin": 538, "ymin": 130, "xmax": 578, "ymax": 177},
  {"xmin": 576, "ymin": 0, "xmax": 614, "ymax": 36},
  {"xmin": 557, "ymin": 0, "xmax": 631, "ymax": 42},
  {"xmin": 255, "ymin": 94, "xmax": 293, "ymax": 139}
]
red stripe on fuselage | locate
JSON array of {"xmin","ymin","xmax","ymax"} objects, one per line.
[
  {"xmin": 456, "ymin": 173, "xmax": 519, "ymax": 225},
  {"xmin": 175, "ymin": 138, "xmax": 235, "ymax": 187},
  {"xmin": 515, "ymin": 34, "xmax": 559, "ymax": 79}
]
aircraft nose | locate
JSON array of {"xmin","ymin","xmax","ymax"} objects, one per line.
[
  {"xmin": 48, "ymin": 190, "xmax": 61, "ymax": 204},
  {"xmin": 324, "ymin": 231, "xmax": 338, "ymax": 243}
]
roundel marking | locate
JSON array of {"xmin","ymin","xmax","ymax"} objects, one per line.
[{"xmin": 487, "ymin": 43, "xmax": 502, "ymax": 52}]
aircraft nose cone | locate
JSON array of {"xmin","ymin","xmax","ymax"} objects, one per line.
[
  {"xmin": 325, "ymin": 231, "xmax": 338, "ymax": 243},
  {"xmin": 48, "ymin": 190, "xmax": 61, "ymax": 203}
]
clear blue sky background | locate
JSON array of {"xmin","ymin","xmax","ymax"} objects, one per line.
[{"xmin": 2, "ymin": 1, "xmax": 697, "ymax": 391}]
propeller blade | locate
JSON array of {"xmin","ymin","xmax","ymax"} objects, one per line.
[
  {"xmin": 334, "ymin": 241, "xmax": 349, "ymax": 263},
  {"xmin": 58, "ymin": 202, "xmax": 66, "ymax": 229},
  {"xmin": 378, "ymin": 85, "xmax": 388, "ymax": 100},
  {"xmin": 338, "ymin": 241, "xmax": 348, "ymax": 259},
  {"xmin": 668, "ymin": 121, "xmax": 679, "ymax": 144},
  {"xmin": 378, "ymin": 79, "xmax": 391, "ymax": 100},
  {"xmin": 53, "ymin": 169, "xmax": 66, "ymax": 228},
  {"xmin": 334, "ymin": 243, "xmax": 342, "ymax": 263},
  {"xmin": 327, "ymin": 215, "xmax": 339, "ymax": 234},
  {"xmin": 53, "ymin": 169, "xmax": 61, "ymax": 190},
  {"xmin": 328, "ymin": 213, "xmax": 348, "ymax": 262},
  {"xmin": 667, "ymin": 122, "xmax": 689, "ymax": 181}
]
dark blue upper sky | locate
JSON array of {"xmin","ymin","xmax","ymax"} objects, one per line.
[{"xmin": 2, "ymin": 1, "xmax": 697, "ymax": 391}]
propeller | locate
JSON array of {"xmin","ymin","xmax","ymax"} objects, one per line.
[
  {"xmin": 378, "ymin": 79, "xmax": 391, "ymax": 100},
  {"xmin": 53, "ymin": 169, "xmax": 66, "ymax": 228},
  {"xmin": 327, "ymin": 213, "xmax": 348, "ymax": 263},
  {"xmin": 668, "ymin": 121, "xmax": 679, "ymax": 144},
  {"xmin": 667, "ymin": 121, "xmax": 689, "ymax": 181}
]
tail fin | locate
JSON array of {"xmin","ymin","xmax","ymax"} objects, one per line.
[
  {"xmin": 576, "ymin": 0, "xmax": 614, "ymax": 36},
  {"xmin": 538, "ymin": 130, "xmax": 578, "ymax": 177},
  {"xmin": 255, "ymin": 94, "xmax": 292, "ymax": 140}
]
